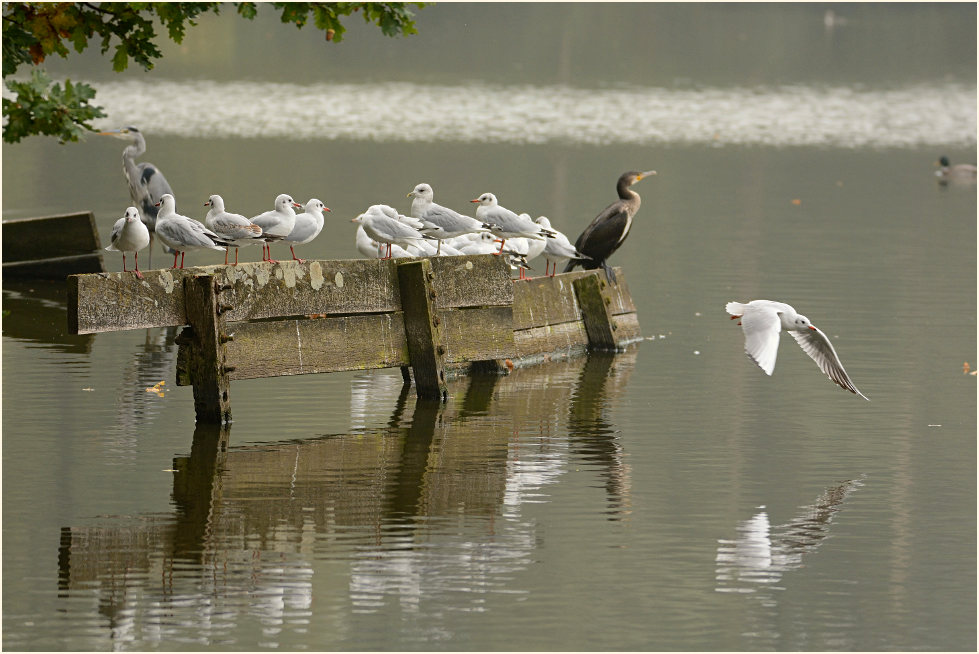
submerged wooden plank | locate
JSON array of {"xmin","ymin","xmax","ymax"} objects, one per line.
[
  {"xmin": 3, "ymin": 212, "xmax": 101, "ymax": 261},
  {"xmin": 3, "ymin": 253, "xmax": 104, "ymax": 279},
  {"xmin": 218, "ymin": 314, "xmax": 409, "ymax": 381}
]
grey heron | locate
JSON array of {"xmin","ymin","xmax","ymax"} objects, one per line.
[{"xmin": 99, "ymin": 126, "xmax": 175, "ymax": 265}]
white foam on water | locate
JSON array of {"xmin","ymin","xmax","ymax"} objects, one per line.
[{"xmin": 84, "ymin": 79, "xmax": 977, "ymax": 148}]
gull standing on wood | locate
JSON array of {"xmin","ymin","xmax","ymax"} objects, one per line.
[
  {"xmin": 250, "ymin": 194, "xmax": 302, "ymax": 264},
  {"xmin": 154, "ymin": 194, "xmax": 230, "ymax": 269},
  {"xmin": 408, "ymin": 183, "xmax": 489, "ymax": 254},
  {"xmin": 204, "ymin": 194, "xmax": 264, "ymax": 265},
  {"xmin": 535, "ymin": 215, "xmax": 590, "ymax": 276},
  {"xmin": 105, "ymin": 206, "xmax": 150, "ymax": 278},
  {"xmin": 471, "ymin": 192, "xmax": 554, "ymax": 255},
  {"xmin": 99, "ymin": 126, "xmax": 175, "ymax": 266},
  {"xmin": 507, "ymin": 215, "xmax": 548, "ymax": 280},
  {"xmin": 564, "ymin": 170, "xmax": 656, "ymax": 283},
  {"xmin": 352, "ymin": 205, "xmax": 429, "ymax": 260},
  {"xmin": 725, "ymin": 300, "xmax": 869, "ymax": 400},
  {"xmin": 284, "ymin": 198, "xmax": 331, "ymax": 263}
]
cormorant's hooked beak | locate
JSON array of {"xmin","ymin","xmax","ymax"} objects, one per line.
[{"xmin": 637, "ymin": 170, "xmax": 657, "ymax": 181}]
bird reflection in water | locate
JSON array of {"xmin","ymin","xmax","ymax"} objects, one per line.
[
  {"xmin": 715, "ymin": 477, "xmax": 864, "ymax": 594},
  {"xmin": 565, "ymin": 349, "xmax": 638, "ymax": 519}
]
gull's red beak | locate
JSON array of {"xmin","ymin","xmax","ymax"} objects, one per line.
[{"xmin": 810, "ymin": 326, "xmax": 817, "ymax": 330}]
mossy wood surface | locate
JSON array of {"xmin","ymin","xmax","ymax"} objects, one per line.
[
  {"xmin": 68, "ymin": 255, "xmax": 511, "ymax": 335},
  {"xmin": 182, "ymin": 275, "xmax": 233, "ymax": 423},
  {"xmin": 397, "ymin": 259, "xmax": 448, "ymax": 399}
]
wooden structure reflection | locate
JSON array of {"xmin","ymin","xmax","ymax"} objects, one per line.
[{"xmin": 57, "ymin": 347, "xmax": 638, "ymax": 630}]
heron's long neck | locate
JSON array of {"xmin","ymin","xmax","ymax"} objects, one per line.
[{"xmin": 122, "ymin": 140, "xmax": 145, "ymax": 195}]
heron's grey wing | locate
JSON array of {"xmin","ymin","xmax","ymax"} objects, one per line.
[
  {"xmin": 740, "ymin": 307, "xmax": 782, "ymax": 376},
  {"xmin": 105, "ymin": 217, "xmax": 126, "ymax": 250},
  {"xmin": 135, "ymin": 162, "xmax": 173, "ymax": 219},
  {"xmin": 789, "ymin": 327, "xmax": 869, "ymax": 400}
]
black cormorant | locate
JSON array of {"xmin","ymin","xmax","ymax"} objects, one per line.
[{"xmin": 563, "ymin": 170, "xmax": 656, "ymax": 283}]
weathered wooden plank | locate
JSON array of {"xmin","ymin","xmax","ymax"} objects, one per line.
[
  {"xmin": 512, "ymin": 267, "xmax": 635, "ymax": 331},
  {"xmin": 573, "ymin": 274, "xmax": 618, "ymax": 348},
  {"xmin": 513, "ymin": 320, "xmax": 590, "ymax": 359},
  {"xmin": 611, "ymin": 312, "xmax": 642, "ymax": 345},
  {"xmin": 3, "ymin": 213, "xmax": 101, "ymax": 261},
  {"xmin": 207, "ymin": 313, "xmax": 409, "ymax": 382},
  {"xmin": 217, "ymin": 259, "xmax": 401, "ymax": 322},
  {"xmin": 68, "ymin": 259, "xmax": 400, "ymax": 335},
  {"xmin": 512, "ymin": 274, "xmax": 582, "ymax": 330},
  {"xmin": 3, "ymin": 253, "xmax": 105, "ymax": 279},
  {"xmin": 68, "ymin": 256, "xmax": 517, "ymax": 335},
  {"xmin": 397, "ymin": 259, "xmax": 448, "ymax": 400},
  {"xmin": 428, "ymin": 254, "xmax": 513, "ymax": 309},
  {"xmin": 182, "ymin": 275, "xmax": 233, "ymax": 423},
  {"xmin": 440, "ymin": 305, "xmax": 515, "ymax": 363}
]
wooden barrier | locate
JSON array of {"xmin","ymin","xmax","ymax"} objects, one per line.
[
  {"xmin": 3, "ymin": 212, "xmax": 105, "ymax": 279},
  {"xmin": 67, "ymin": 254, "xmax": 641, "ymax": 422}
]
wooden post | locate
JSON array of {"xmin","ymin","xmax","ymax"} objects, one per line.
[
  {"xmin": 183, "ymin": 274, "xmax": 233, "ymax": 423},
  {"xmin": 573, "ymin": 272, "xmax": 620, "ymax": 350},
  {"xmin": 397, "ymin": 259, "xmax": 448, "ymax": 401}
]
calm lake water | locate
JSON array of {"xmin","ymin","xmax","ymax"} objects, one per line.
[{"xmin": 3, "ymin": 4, "xmax": 976, "ymax": 651}]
